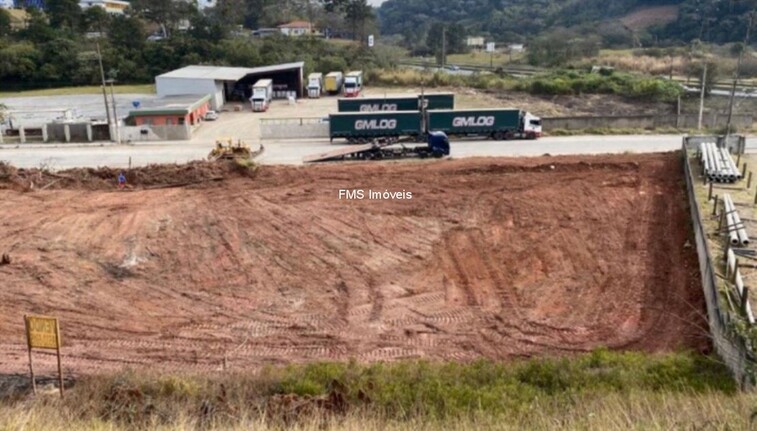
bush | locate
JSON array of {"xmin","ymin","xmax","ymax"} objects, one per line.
[{"xmin": 518, "ymin": 70, "xmax": 683, "ymax": 102}]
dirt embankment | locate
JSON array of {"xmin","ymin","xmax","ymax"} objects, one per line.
[
  {"xmin": 0, "ymin": 161, "xmax": 257, "ymax": 192},
  {"xmin": 0, "ymin": 154, "xmax": 707, "ymax": 375}
]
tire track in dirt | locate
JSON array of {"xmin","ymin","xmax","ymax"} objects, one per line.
[{"xmin": 0, "ymin": 154, "xmax": 709, "ymax": 374}]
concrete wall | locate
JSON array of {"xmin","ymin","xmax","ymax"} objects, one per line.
[
  {"xmin": 120, "ymin": 124, "xmax": 191, "ymax": 142},
  {"xmin": 47, "ymin": 123, "xmax": 92, "ymax": 142},
  {"xmin": 155, "ymin": 77, "xmax": 225, "ymax": 110},
  {"xmin": 261, "ymin": 119, "xmax": 329, "ymax": 139},
  {"xmin": 543, "ymin": 114, "xmax": 753, "ymax": 131}
]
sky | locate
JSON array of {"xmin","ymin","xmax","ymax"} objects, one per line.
[{"xmin": 368, "ymin": 0, "xmax": 387, "ymax": 6}]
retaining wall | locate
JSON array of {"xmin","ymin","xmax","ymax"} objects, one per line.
[
  {"xmin": 682, "ymin": 136, "xmax": 756, "ymax": 389},
  {"xmin": 261, "ymin": 118, "xmax": 329, "ymax": 140}
]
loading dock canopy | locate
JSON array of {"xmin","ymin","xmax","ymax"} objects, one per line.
[{"xmin": 155, "ymin": 62, "xmax": 305, "ymax": 109}]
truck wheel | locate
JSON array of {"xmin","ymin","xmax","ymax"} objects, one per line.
[{"xmin": 493, "ymin": 131, "xmax": 505, "ymax": 141}]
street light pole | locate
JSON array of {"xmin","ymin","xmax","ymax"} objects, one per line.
[{"xmin": 96, "ymin": 42, "xmax": 113, "ymax": 141}]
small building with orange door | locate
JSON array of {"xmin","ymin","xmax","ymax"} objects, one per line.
[{"xmin": 129, "ymin": 94, "xmax": 211, "ymax": 128}]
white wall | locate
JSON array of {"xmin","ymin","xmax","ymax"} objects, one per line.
[{"xmin": 155, "ymin": 77, "xmax": 224, "ymax": 110}]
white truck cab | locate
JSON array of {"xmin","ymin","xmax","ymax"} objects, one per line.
[{"xmin": 522, "ymin": 112, "xmax": 542, "ymax": 139}]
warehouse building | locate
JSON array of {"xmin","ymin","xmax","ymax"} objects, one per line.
[{"xmin": 155, "ymin": 63, "xmax": 305, "ymax": 110}]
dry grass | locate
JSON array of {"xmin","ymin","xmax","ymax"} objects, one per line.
[
  {"xmin": 0, "ymin": 352, "xmax": 744, "ymax": 430},
  {"xmin": 593, "ymin": 54, "xmax": 689, "ymax": 76},
  {"xmin": 1, "ymin": 390, "xmax": 756, "ymax": 430}
]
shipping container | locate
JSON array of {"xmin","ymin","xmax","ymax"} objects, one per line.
[
  {"xmin": 329, "ymin": 111, "xmax": 423, "ymax": 141},
  {"xmin": 427, "ymin": 108, "xmax": 522, "ymax": 139},
  {"xmin": 337, "ymin": 96, "xmax": 419, "ymax": 112},
  {"xmin": 418, "ymin": 92, "xmax": 455, "ymax": 110}
]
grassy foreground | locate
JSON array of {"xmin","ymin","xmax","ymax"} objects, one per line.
[
  {"xmin": 0, "ymin": 350, "xmax": 752, "ymax": 430},
  {"xmin": 0, "ymin": 84, "xmax": 156, "ymax": 98}
]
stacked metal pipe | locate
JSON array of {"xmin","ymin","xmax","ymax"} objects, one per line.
[
  {"xmin": 724, "ymin": 193, "xmax": 750, "ymax": 246},
  {"xmin": 700, "ymin": 142, "xmax": 742, "ymax": 183}
]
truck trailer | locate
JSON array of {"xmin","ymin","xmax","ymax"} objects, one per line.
[
  {"xmin": 418, "ymin": 92, "xmax": 455, "ymax": 110},
  {"xmin": 329, "ymin": 111, "xmax": 423, "ymax": 143},
  {"xmin": 250, "ymin": 79, "xmax": 273, "ymax": 112},
  {"xmin": 307, "ymin": 73, "xmax": 323, "ymax": 98},
  {"xmin": 427, "ymin": 109, "xmax": 542, "ymax": 140},
  {"xmin": 324, "ymin": 71, "xmax": 344, "ymax": 95},
  {"xmin": 338, "ymin": 96, "xmax": 419, "ymax": 112},
  {"xmin": 337, "ymin": 92, "xmax": 455, "ymax": 112},
  {"xmin": 343, "ymin": 71, "xmax": 363, "ymax": 97},
  {"xmin": 328, "ymin": 108, "xmax": 541, "ymax": 143}
]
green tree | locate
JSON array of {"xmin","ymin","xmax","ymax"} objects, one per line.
[
  {"xmin": 0, "ymin": 9, "xmax": 11, "ymax": 37},
  {"xmin": 80, "ymin": 6, "xmax": 110, "ymax": 34},
  {"xmin": 46, "ymin": 0, "xmax": 82, "ymax": 31},
  {"xmin": 322, "ymin": 0, "xmax": 374, "ymax": 41},
  {"xmin": 130, "ymin": 0, "xmax": 195, "ymax": 36},
  {"xmin": 528, "ymin": 28, "xmax": 600, "ymax": 66},
  {"xmin": 108, "ymin": 15, "xmax": 146, "ymax": 53},
  {"xmin": 427, "ymin": 22, "xmax": 466, "ymax": 65}
]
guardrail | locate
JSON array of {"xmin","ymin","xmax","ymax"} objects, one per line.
[{"xmin": 683, "ymin": 137, "xmax": 756, "ymax": 389}]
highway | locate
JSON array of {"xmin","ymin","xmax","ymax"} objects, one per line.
[{"xmin": 0, "ymin": 135, "xmax": 692, "ymax": 169}]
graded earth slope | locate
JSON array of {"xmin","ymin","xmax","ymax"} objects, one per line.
[{"xmin": 0, "ymin": 154, "xmax": 707, "ymax": 375}]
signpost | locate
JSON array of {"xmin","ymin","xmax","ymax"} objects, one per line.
[
  {"xmin": 486, "ymin": 42, "xmax": 496, "ymax": 68},
  {"xmin": 24, "ymin": 315, "xmax": 63, "ymax": 397}
]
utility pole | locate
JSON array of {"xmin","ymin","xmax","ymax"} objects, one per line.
[
  {"xmin": 441, "ymin": 26, "xmax": 447, "ymax": 69},
  {"xmin": 699, "ymin": 61, "xmax": 707, "ymax": 131},
  {"xmin": 96, "ymin": 42, "xmax": 112, "ymax": 141},
  {"xmin": 107, "ymin": 79, "xmax": 120, "ymax": 145},
  {"xmin": 726, "ymin": 11, "xmax": 754, "ymax": 136}
]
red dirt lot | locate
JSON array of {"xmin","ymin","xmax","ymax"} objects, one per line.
[{"xmin": 0, "ymin": 154, "xmax": 707, "ymax": 375}]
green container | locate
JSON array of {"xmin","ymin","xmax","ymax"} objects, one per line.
[
  {"xmin": 419, "ymin": 93, "xmax": 455, "ymax": 110},
  {"xmin": 330, "ymin": 111, "xmax": 423, "ymax": 139},
  {"xmin": 427, "ymin": 109, "xmax": 521, "ymax": 135},
  {"xmin": 338, "ymin": 97, "xmax": 420, "ymax": 112}
]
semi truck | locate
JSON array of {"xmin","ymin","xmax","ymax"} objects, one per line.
[
  {"xmin": 250, "ymin": 79, "xmax": 273, "ymax": 112},
  {"xmin": 343, "ymin": 71, "xmax": 363, "ymax": 97},
  {"xmin": 307, "ymin": 73, "xmax": 323, "ymax": 98},
  {"xmin": 337, "ymin": 92, "xmax": 455, "ymax": 112},
  {"xmin": 324, "ymin": 72, "xmax": 344, "ymax": 95},
  {"xmin": 328, "ymin": 108, "xmax": 542, "ymax": 143},
  {"xmin": 428, "ymin": 109, "xmax": 542, "ymax": 140},
  {"xmin": 304, "ymin": 131, "xmax": 450, "ymax": 163}
]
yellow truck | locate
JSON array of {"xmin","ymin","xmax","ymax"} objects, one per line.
[{"xmin": 324, "ymin": 71, "xmax": 344, "ymax": 95}]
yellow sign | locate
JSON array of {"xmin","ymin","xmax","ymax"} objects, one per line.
[{"xmin": 25, "ymin": 316, "xmax": 61, "ymax": 350}]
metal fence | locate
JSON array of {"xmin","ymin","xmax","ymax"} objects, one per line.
[{"xmin": 682, "ymin": 137, "xmax": 756, "ymax": 389}]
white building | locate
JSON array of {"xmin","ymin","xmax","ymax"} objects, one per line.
[
  {"xmin": 466, "ymin": 37, "xmax": 485, "ymax": 49},
  {"xmin": 277, "ymin": 21, "xmax": 315, "ymax": 37},
  {"xmin": 79, "ymin": 0, "xmax": 130, "ymax": 14},
  {"xmin": 195, "ymin": 0, "xmax": 217, "ymax": 10}
]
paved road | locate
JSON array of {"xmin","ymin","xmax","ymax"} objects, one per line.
[{"xmin": 0, "ymin": 135, "xmax": 689, "ymax": 169}]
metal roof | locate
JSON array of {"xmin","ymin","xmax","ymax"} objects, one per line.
[
  {"xmin": 157, "ymin": 63, "xmax": 305, "ymax": 82},
  {"xmin": 128, "ymin": 94, "xmax": 212, "ymax": 117}
]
